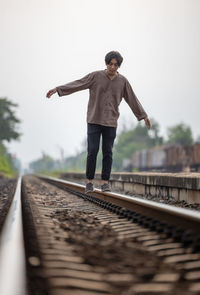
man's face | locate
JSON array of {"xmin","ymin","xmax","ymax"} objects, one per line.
[{"xmin": 106, "ymin": 58, "xmax": 119, "ymax": 76}]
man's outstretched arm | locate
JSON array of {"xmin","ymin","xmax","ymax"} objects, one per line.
[{"xmin": 46, "ymin": 72, "xmax": 95, "ymax": 99}]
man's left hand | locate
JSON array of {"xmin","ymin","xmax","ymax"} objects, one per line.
[{"xmin": 144, "ymin": 117, "xmax": 151, "ymax": 129}]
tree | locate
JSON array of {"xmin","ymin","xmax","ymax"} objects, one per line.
[
  {"xmin": 112, "ymin": 119, "xmax": 163, "ymax": 171},
  {"xmin": 29, "ymin": 153, "xmax": 56, "ymax": 172},
  {"xmin": 0, "ymin": 97, "xmax": 21, "ymax": 142},
  {"xmin": 167, "ymin": 123, "xmax": 193, "ymax": 146}
]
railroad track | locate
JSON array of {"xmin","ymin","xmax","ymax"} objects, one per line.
[
  {"xmin": 0, "ymin": 174, "xmax": 200, "ymax": 294},
  {"xmin": 0, "ymin": 177, "xmax": 26, "ymax": 295},
  {"xmin": 0, "ymin": 177, "xmax": 17, "ymax": 232}
]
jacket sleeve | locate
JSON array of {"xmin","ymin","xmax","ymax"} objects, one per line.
[
  {"xmin": 123, "ymin": 78, "xmax": 147, "ymax": 121},
  {"xmin": 56, "ymin": 72, "xmax": 95, "ymax": 97}
]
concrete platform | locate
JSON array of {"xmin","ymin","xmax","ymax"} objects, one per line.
[{"xmin": 60, "ymin": 172, "xmax": 200, "ymax": 204}]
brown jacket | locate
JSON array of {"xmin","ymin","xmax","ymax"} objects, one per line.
[{"xmin": 56, "ymin": 70, "xmax": 147, "ymax": 127}]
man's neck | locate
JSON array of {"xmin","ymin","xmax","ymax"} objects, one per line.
[{"xmin": 106, "ymin": 69, "xmax": 118, "ymax": 80}]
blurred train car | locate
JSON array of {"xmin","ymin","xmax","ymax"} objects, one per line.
[{"xmin": 128, "ymin": 143, "xmax": 200, "ymax": 172}]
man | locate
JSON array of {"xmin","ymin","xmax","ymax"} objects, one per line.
[{"xmin": 46, "ymin": 51, "xmax": 151, "ymax": 193}]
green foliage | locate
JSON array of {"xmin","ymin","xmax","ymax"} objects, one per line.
[
  {"xmin": 64, "ymin": 151, "xmax": 87, "ymax": 172},
  {"xmin": 39, "ymin": 170, "xmax": 63, "ymax": 178},
  {"xmin": 0, "ymin": 97, "xmax": 21, "ymax": 142},
  {"xmin": 0, "ymin": 97, "xmax": 21, "ymax": 177},
  {"xmin": 167, "ymin": 123, "xmax": 193, "ymax": 146},
  {"xmin": 29, "ymin": 153, "xmax": 56, "ymax": 172},
  {"xmin": 148, "ymin": 118, "xmax": 163, "ymax": 146},
  {"xmin": 29, "ymin": 120, "xmax": 196, "ymax": 175},
  {"xmin": 112, "ymin": 119, "xmax": 163, "ymax": 171},
  {"xmin": 29, "ymin": 151, "xmax": 87, "ymax": 173},
  {"xmin": 0, "ymin": 143, "xmax": 18, "ymax": 177}
]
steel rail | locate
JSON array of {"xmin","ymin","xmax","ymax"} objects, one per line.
[
  {"xmin": 38, "ymin": 175, "xmax": 200, "ymax": 234},
  {"xmin": 0, "ymin": 177, "xmax": 26, "ymax": 295}
]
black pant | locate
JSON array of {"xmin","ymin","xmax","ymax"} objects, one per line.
[{"xmin": 86, "ymin": 123, "xmax": 116, "ymax": 180}]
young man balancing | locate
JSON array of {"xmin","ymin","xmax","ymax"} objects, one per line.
[{"xmin": 46, "ymin": 51, "xmax": 151, "ymax": 193}]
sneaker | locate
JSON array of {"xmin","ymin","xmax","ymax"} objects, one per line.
[
  {"xmin": 101, "ymin": 183, "xmax": 111, "ymax": 192},
  {"xmin": 85, "ymin": 182, "xmax": 94, "ymax": 193}
]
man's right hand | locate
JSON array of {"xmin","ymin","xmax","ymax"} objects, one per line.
[{"xmin": 46, "ymin": 88, "xmax": 57, "ymax": 98}]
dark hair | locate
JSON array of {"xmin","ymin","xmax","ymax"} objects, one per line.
[{"xmin": 105, "ymin": 51, "xmax": 123, "ymax": 67}]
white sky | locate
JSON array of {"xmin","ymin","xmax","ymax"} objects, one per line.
[{"xmin": 0, "ymin": 0, "xmax": 200, "ymax": 168}]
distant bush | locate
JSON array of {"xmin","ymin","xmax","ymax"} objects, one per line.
[{"xmin": 0, "ymin": 143, "xmax": 17, "ymax": 178}]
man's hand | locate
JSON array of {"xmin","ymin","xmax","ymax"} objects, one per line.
[
  {"xmin": 46, "ymin": 88, "xmax": 57, "ymax": 98},
  {"xmin": 144, "ymin": 117, "xmax": 151, "ymax": 129}
]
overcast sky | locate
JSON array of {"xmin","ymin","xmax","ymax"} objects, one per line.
[{"xmin": 1, "ymin": 0, "xmax": 200, "ymax": 168}]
